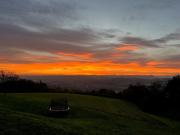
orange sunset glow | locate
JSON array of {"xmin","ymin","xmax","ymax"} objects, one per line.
[{"xmin": 1, "ymin": 61, "xmax": 180, "ymax": 76}]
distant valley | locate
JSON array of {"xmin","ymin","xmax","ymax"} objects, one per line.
[{"xmin": 23, "ymin": 75, "xmax": 169, "ymax": 92}]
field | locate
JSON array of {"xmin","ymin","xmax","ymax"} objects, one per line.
[{"xmin": 0, "ymin": 93, "xmax": 179, "ymax": 135}]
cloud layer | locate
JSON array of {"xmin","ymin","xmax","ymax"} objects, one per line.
[{"xmin": 0, "ymin": 0, "xmax": 180, "ymax": 75}]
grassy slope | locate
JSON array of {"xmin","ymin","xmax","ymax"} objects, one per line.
[{"xmin": 0, "ymin": 93, "xmax": 179, "ymax": 135}]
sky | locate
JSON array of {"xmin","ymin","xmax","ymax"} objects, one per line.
[{"xmin": 0, "ymin": 0, "xmax": 180, "ymax": 76}]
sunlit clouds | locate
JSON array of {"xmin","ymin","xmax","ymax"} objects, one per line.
[
  {"xmin": 0, "ymin": 0, "xmax": 180, "ymax": 75},
  {"xmin": 116, "ymin": 44, "xmax": 139, "ymax": 52}
]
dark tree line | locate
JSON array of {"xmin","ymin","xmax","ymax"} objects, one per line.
[
  {"xmin": 0, "ymin": 71, "xmax": 48, "ymax": 92},
  {"xmin": 121, "ymin": 75, "xmax": 180, "ymax": 119}
]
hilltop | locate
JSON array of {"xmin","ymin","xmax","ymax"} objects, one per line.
[{"xmin": 0, "ymin": 93, "xmax": 179, "ymax": 135}]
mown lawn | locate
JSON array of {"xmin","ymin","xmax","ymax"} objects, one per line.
[{"xmin": 0, "ymin": 93, "xmax": 179, "ymax": 135}]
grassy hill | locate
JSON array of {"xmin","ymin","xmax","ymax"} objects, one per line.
[{"xmin": 0, "ymin": 93, "xmax": 179, "ymax": 135}]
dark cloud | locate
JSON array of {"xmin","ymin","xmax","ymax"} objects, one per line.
[
  {"xmin": 0, "ymin": 0, "xmax": 120, "ymax": 62},
  {"xmin": 0, "ymin": 0, "xmax": 79, "ymax": 29},
  {"xmin": 155, "ymin": 33, "xmax": 180, "ymax": 43},
  {"xmin": 1, "ymin": 20, "xmax": 180, "ymax": 66},
  {"xmin": 0, "ymin": 22, "xmax": 113, "ymax": 53},
  {"xmin": 0, "ymin": 48, "xmax": 59, "ymax": 64},
  {"xmin": 48, "ymin": 28, "xmax": 101, "ymax": 44},
  {"xmin": 120, "ymin": 32, "xmax": 180, "ymax": 48},
  {"xmin": 163, "ymin": 54, "xmax": 180, "ymax": 62},
  {"xmin": 174, "ymin": 44, "xmax": 180, "ymax": 47},
  {"xmin": 0, "ymin": 22, "xmax": 119, "ymax": 64},
  {"xmin": 1, "ymin": 18, "xmax": 180, "ymax": 66},
  {"xmin": 120, "ymin": 36, "xmax": 159, "ymax": 47}
]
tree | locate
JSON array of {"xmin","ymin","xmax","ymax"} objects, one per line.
[
  {"xmin": 0, "ymin": 71, "xmax": 19, "ymax": 82},
  {"xmin": 122, "ymin": 83, "xmax": 149, "ymax": 104},
  {"xmin": 165, "ymin": 75, "xmax": 180, "ymax": 104},
  {"xmin": 0, "ymin": 71, "xmax": 48, "ymax": 92}
]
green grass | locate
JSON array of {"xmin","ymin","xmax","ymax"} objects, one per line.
[{"xmin": 0, "ymin": 93, "xmax": 179, "ymax": 135}]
